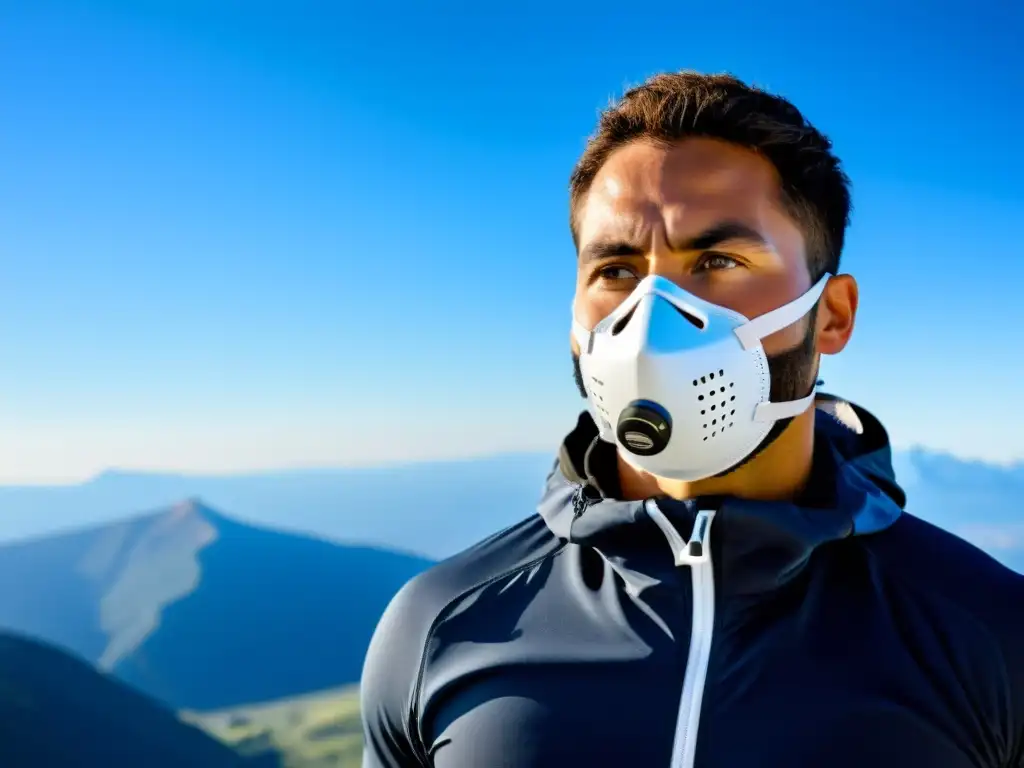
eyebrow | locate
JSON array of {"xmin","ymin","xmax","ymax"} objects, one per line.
[{"xmin": 579, "ymin": 221, "xmax": 771, "ymax": 264}]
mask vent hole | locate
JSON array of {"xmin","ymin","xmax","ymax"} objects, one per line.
[
  {"xmin": 670, "ymin": 303, "xmax": 705, "ymax": 330},
  {"xmin": 698, "ymin": 370, "xmax": 736, "ymax": 439},
  {"xmin": 610, "ymin": 306, "xmax": 637, "ymax": 336}
]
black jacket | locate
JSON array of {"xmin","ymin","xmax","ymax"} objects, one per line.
[{"xmin": 361, "ymin": 398, "xmax": 1024, "ymax": 767}]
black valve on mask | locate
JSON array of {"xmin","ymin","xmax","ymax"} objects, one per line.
[{"xmin": 616, "ymin": 400, "xmax": 672, "ymax": 456}]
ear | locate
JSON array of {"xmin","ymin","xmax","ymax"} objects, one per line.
[{"xmin": 816, "ymin": 274, "xmax": 858, "ymax": 355}]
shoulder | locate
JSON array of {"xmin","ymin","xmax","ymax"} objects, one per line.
[
  {"xmin": 359, "ymin": 514, "xmax": 563, "ymax": 763},
  {"xmin": 867, "ymin": 511, "xmax": 1024, "ymax": 614},
  {"xmin": 372, "ymin": 513, "xmax": 565, "ymax": 658},
  {"xmin": 862, "ymin": 512, "xmax": 1024, "ymax": 753}
]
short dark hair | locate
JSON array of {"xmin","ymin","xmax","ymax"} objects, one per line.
[{"xmin": 569, "ymin": 71, "xmax": 851, "ymax": 280}]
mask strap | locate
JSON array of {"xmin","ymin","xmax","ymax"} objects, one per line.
[
  {"xmin": 753, "ymin": 389, "xmax": 817, "ymax": 422},
  {"xmin": 734, "ymin": 274, "xmax": 831, "ymax": 351},
  {"xmin": 571, "ymin": 296, "xmax": 594, "ymax": 353},
  {"xmin": 572, "ymin": 320, "xmax": 590, "ymax": 350}
]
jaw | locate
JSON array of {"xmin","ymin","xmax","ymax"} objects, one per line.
[{"xmin": 618, "ymin": 406, "xmax": 818, "ymax": 503}]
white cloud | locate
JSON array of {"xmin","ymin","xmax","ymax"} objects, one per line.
[{"xmin": 953, "ymin": 524, "xmax": 1024, "ymax": 552}]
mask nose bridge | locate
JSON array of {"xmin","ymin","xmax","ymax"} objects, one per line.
[
  {"xmin": 588, "ymin": 281, "xmax": 651, "ymax": 337},
  {"xmin": 574, "ymin": 275, "xmax": 721, "ymax": 349},
  {"xmin": 652, "ymin": 287, "xmax": 708, "ymax": 331},
  {"xmin": 609, "ymin": 284, "xmax": 709, "ymax": 339}
]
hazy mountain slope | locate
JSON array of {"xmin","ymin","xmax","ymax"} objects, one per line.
[
  {"xmin": 0, "ymin": 502, "xmax": 433, "ymax": 710},
  {"xmin": 0, "ymin": 629, "xmax": 274, "ymax": 768},
  {"xmin": 0, "ymin": 452, "xmax": 554, "ymax": 559},
  {"xmin": 0, "ymin": 447, "xmax": 1019, "ymax": 569},
  {"xmin": 0, "ymin": 443, "xmax": 1019, "ymax": 718},
  {"xmin": 110, "ymin": 507, "xmax": 433, "ymax": 710}
]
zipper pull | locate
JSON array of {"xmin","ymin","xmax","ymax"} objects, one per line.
[
  {"xmin": 679, "ymin": 509, "xmax": 714, "ymax": 565},
  {"xmin": 645, "ymin": 501, "xmax": 715, "ymax": 567}
]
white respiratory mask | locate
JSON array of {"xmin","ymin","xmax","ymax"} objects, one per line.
[{"xmin": 572, "ymin": 274, "xmax": 831, "ymax": 481}]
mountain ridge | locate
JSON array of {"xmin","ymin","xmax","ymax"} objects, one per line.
[
  {"xmin": 0, "ymin": 628, "xmax": 273, "ymax": 767},
  {"xmin": 0, "ymin": 452, "xmax": 555, "ymax": 558},
  {"xmin": 0, "ymin": 501, "xmax": 434, "ymax": 710},
  {"xmin": 0, "ymin": 447, "xmax": 1019, "ymax": 730},
  {"xmin": 0, "ymin": 447, "xmax": 1020, "ymax": 562}
]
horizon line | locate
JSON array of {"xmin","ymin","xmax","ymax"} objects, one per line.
[
  {"xmin": 0, "ymin": 448, "xmax": 557, "ymax": 488},
  {"xmin": 0, "ymin": 442, "xmax": 1022, "ymax": 489}
]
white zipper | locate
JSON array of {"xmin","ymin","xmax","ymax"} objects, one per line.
[{"xmin": 645, "ymin": 502, "xmax": 717, "ymax": 768}]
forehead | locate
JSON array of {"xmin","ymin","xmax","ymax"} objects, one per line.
[{"xmin": 576, "ymin": 138, "xmax": 799, "ymax": 249}]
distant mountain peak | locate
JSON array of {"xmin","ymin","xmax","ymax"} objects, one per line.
[
  {"xmin": 166, "ymin": 497, "xmax": 227, "ymax": 524},
  {"xmin": 81, "ymin": 499, "xmax": 230, "ymax": 671}
]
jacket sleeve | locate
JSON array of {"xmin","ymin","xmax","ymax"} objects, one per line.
[
  {"xmin": 1005, "ymin": 576, "xmax": 1024, "ymax": 768},
  {"xmin": 360, "ymin": 578, "xmax": 432, "ymax": 768}
]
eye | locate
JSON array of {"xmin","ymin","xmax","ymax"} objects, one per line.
[
  {"xmin": 695, "ymin": 252, "xmax": 741, "ymax": 272},
  {"xmin": 594, "ymin": 264, "xmax": 640, "ymax": 284}
]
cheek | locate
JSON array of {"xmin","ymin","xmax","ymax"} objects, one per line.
[
  {"xmin": 574, "ymin": 291, "xmax": 631, "ymax": 331},
  {"xmin": 759, "ymin": 316, "xmax": 813, "ymax": 356},
  {"xmin": 738, "ymin": 273, "xmax": 815, "ymax": 353}
]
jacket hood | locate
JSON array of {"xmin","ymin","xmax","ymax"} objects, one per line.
[{"xmin": 537, "ymin": 394, "xmax": 905, "ymax": 595}]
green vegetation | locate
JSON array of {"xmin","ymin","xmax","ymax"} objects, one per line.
[{"xmin": 183, "ymin": 686, "xmax": 363, "ymax": 768}]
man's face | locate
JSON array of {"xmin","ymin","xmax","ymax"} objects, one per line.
[{"xmin": 572, "ymin": 138, "xmax": 821, "ymax": 403}]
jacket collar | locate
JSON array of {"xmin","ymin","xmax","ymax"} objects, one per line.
[{"xmin": 539, "ymin": 395, "xmax": 904, "ymax": 595}]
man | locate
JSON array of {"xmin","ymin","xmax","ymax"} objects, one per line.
[{"xmin": 360, "ymin": 71, "xmax": 1024, "ymax": 767}]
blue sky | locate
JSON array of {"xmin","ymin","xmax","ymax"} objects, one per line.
[{"xmin": 0, "ymin": 0, "xmax": 1021, "ymax": 482}]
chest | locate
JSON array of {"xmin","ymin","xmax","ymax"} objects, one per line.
[
  {"xmin": 423, "ymin": 659, "xmax": 982, "ymax": 768},
  {"xmin": 419, "ymin": 556, "xmax": 1002, "ymax": 768}
]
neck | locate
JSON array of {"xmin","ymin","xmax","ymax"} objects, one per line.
[{"xmin": 617, "ymin": 407, "xmax": 817, "ymax": 503}]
